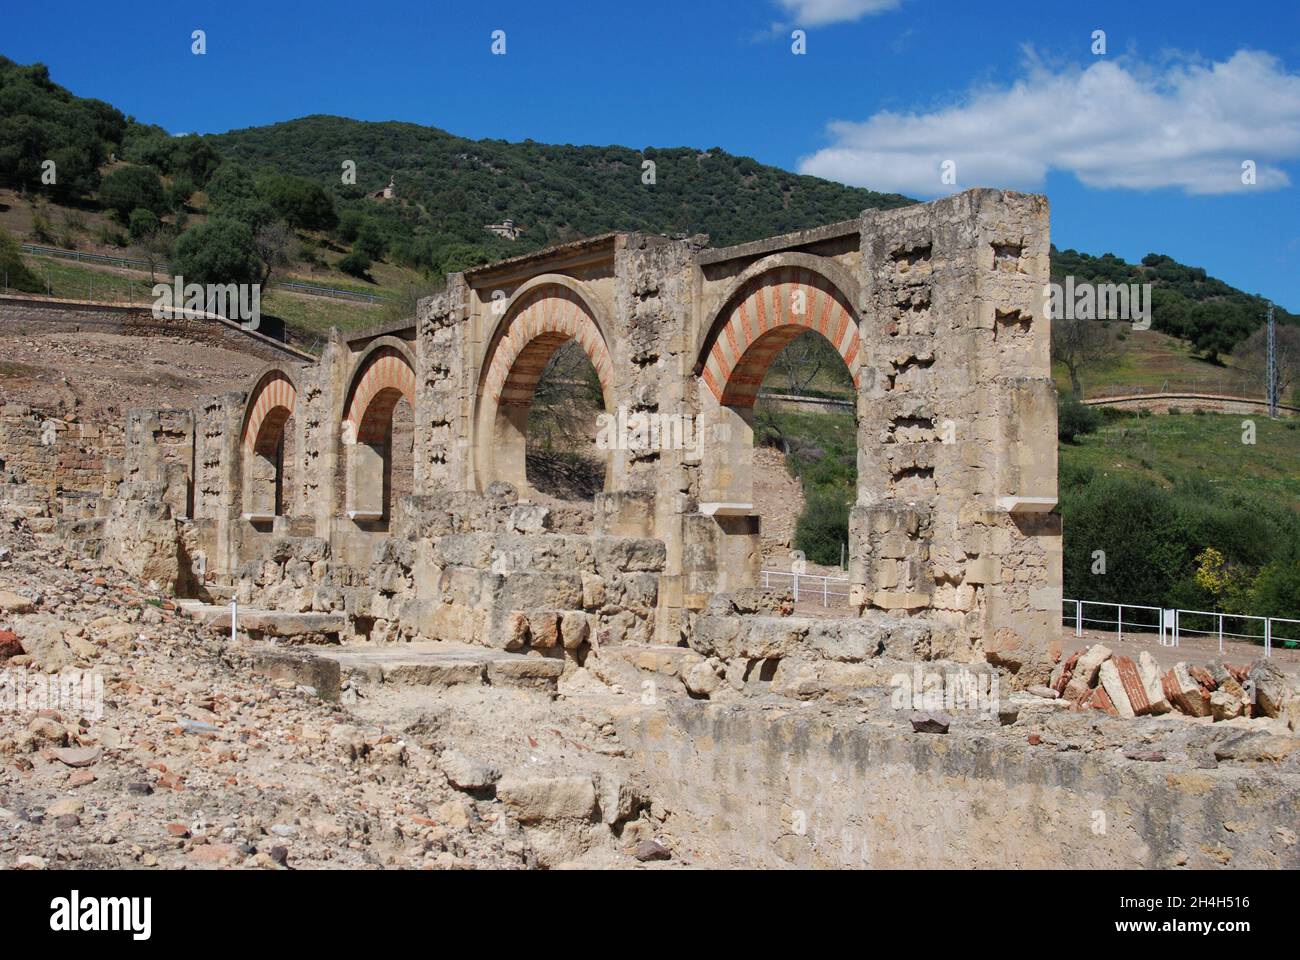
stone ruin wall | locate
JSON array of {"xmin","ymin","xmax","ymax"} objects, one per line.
[{"xmin": 50, "ymin": 188, "xmax": 1063, "ymax": 686}]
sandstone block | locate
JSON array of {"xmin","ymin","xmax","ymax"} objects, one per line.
[{"xmin": 496, "ymin": 775, "xmax": 597, "ymax": 823}]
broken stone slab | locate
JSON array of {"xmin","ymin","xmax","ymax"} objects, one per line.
[
  {"xmin": 383, "ymin": 659, "xmax": 486, "ymax": 687},
  {"xmin": 439, "ymin": 750, "xmax": 501, "ymax": 791},
  {"xmin": 1248, "ymin": 659, "xmax": 1293, "ymax": 719},
  {"xmin": 1213, "ymin": 732, "xmax": 1297, "ymax": 763},
  {"xmin": 51, "ymin": 746, "xmax": 101, "ymax": 768},
  {"xmin": 910, "ymin": 712, "xmax": 951, "ymax": 734},
  {"xmin": 249, "ymin": 649, "xmax": 341, "ymax": 701},
  {"xmin": 1137, "ymin": 652, "xmax": 1171, "ymax": 715},
  {"xmin": 496, "ymin": 774, "xmax": 597, "ymax": 823},
  {"xmin": 486, "ymin": 656, "xmax": 565, "ymax": 693},
  {"xmin": 1210, "ymin": 688, "xmax": 1245, "ymax": 722},
  {"xmin": 634, "ymin": 839, "xmax": 672, "ymax": 862},
  {"xmin": 1166, "ymin": 663, "xmax": 1212, "ymax": 717},
  {"xmin": 1098, "ymin": 660, "xmax": 1136, "ymax": 719},
  {"xmin": 1074, "ymin": 644, "xmax": 1112, "ymax": 686},
  {"xmin": 198, "ymin": 606, "xmax": 346, "ymax": 639}
]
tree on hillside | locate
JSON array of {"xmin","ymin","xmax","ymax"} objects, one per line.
[
  {"xmin": 99, "ymin": 165, "xmax": 167, "ymax": 220},
  {"xmin": 0, "ymin": 58, "xmax": 125, "ymax": 200},
  {"xmin": 252, "ymin": 220, "xmax": 297, "ymax": 286},
  {"xmin": 204, "ymin": 161, "xmax": 259, "ymax": 210},
  {"xmin": 1232, "ymin": 323, "xmax": 1300, "ymax": 406},
  {"xmin": 258, "ymin": 174, "xmax": 336, "ymax": 231},
  {"xmin": 768, "ymin": 330, "xmax": 853, "ymax": 396},
  {"xmin": 1051, "ymin": 313, "xmax": 1118, "ymax": 398},
  {"xmin": 0, "ymin": 226, "xmax": 42, "ymax": 293},
  {"xmin": 130, "ymin": 226, "xmax": 175, "ymax": 284},
  {"xmin": 170, "ymin": 218, "xmax": 260, "ymax": 286}
]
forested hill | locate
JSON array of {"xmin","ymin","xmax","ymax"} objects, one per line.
[
  {"xmin": 1051, "ymin": 247, "xmax": 1295, "ymax": 361},
  {"xmin": 0, "ymin": 53, "xmax": 1291, "ymax": 355},
  {"xmin": 207, "ymin": 114, "xmax": 913, "ymax": 251}
]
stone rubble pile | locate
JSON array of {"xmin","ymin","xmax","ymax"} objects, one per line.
[
  {"xmin": 0, "ymin": 509, "xmax": 680, "ymax": 870},
  {"xmin": 1046, "ymin": 643, "xmax": 1299, "ymax": 733}
]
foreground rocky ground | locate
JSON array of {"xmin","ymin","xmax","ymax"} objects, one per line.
[
  {"xmin": 0, "ymin": 511, "xmax": 688, "ymax": 870},
  {"xmin": 3, "ymin": 496, "xmax": 1298, "ymax": 870}
]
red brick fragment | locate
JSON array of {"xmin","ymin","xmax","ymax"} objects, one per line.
[
  {"xmin": 1114, "ymin": 656, "xmax": 1152, "ymax": 716},
  {"xmin": 1090, "ymin": 685, "xmax": 1119, "ymax": 717}
]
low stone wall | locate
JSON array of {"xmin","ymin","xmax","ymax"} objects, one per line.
[
  {"xmin": 0, "ymin": 295, "xmax": 310, "ymax": 364},
  {"xmin": 619, "ymin": 698, "xmax": 1300, "ymax": 869},
  {"xmin": 1085, "ymin": 392, "xmax": 1300, "ymax": 417}
]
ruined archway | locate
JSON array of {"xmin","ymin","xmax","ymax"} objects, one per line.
[
  {"xmin": 240, "ymin": 368, "xmax": 299, "ymax": 521},
  {"xmin": 697, "ymin": 263, "xmax": 861, "ymax": 499},
  {"xmin": 475, "ymin": 280, "xmax": 615, "ymax": 496},
  {"xmin": 340, "ymin": 342, "xmax": 416, "ymax": 525}
]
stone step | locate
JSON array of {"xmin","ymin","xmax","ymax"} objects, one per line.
[
  {"xmin": 304, "ymin": 642, "xmax": 565, "ymax": 694},
  {"xmin": 177, "ymin": 601, "xmax": 346, "ymax": 640}
]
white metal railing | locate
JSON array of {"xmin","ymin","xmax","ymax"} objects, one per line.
[
  {"xmin": 761, "ymin": 569, "xmax": 851, "ymax": 607},
  {"xmin": 1063, "ymin": 598, "xmax": 1300, "ymax": 659}
]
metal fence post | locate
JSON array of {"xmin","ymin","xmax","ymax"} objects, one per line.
[
  {"xmin": 230, "ymin": 598, "xmax": 238, "ymax": 644},
  {"xmin": 1118, "ymin": 606, "xmax": 1123, "ymax": 643},
  {"xmin": 1076, "ymin": 600, "xmax": 1082, "ymax": 637},
  {"xmin": 1218, "ymin": 614, "xmax": 1224, "ymax": 655}
]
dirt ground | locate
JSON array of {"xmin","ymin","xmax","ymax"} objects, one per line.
[
  {"xmin": 1062, "ymin": 626, "xmax": 1300, "ymax": 679},
  {"xmin": 0, "ymin": 517, "xmax": 702, "ymax": 870},
  {"xmin": 0, "ymin": 330, "xmax": 266, "ymax": 423}
]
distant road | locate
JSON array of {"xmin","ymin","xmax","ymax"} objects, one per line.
[{"xmin": 1084, "ymin": 392, "xmax": 1298, "ymax": 417}]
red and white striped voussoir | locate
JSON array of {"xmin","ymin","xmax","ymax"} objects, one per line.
[
  {"xmin": 485, "ymin": 288, "xmax": 612, "ymax": 406},
  {"xmin": 242, "ymin": 371, "xmax": 298, "ymax": 453},
  {"xmin": 343, "ymin": 348, "xmax": 417, "ymax": 439},
  {"xmin": 703, "ymin": 267, "xmax": 861, "ymax": 406}
]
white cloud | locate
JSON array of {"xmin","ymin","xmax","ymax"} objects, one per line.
[
  {"xmin": 798, "ymin": 50, "xmax": 1300, "ymax": 196},
  {"xmin": 774, "ymin": 0, "xmax": 901, "ymax": 27}
]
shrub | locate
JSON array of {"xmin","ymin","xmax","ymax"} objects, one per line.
[
  {"xmin": 337, "ymin": 250, "xmax": 372, "ymax": 279},
  {"xmin": 168, "ymin": 173, "xmax": 196, "ymax": 211},
  {"xmin": 258, "ymin": 174, "xmax": 336, "ymax": 231},
  {"xmin": 1058, "ymin": 392, "xmax": 1103, "ymax": 443},
  {"xmin": 794, "ymin": 487, "xmax": 850, "ymax": 566},
  {"xmin": 128, "ymin": 207, "xmax": 159, "ymax": 239},
  {"xmin": 0, "ymin": 226, "xmax": 41, "ymax": 292},
  {"xmin": 170, "ymin": 217, "xmax": 260, "ymax": 286},
  {"xmin": 99, "ymin": 164, "xmax": 167, "ymax": 220},
  {"xmin": 353, "ymin": 219, "xmax": 387, "ymax": 261}
]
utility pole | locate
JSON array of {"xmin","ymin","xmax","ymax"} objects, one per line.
[{"xmin": 1266, "ymin": 301, "xmax": 1278, "ymax": 419}]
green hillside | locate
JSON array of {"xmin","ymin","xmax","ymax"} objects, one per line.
[
  {"xmin": 2, "ymin": 52, "xmax": 1295, "ymax": 361},
  {"xmin": 208, "ymin": 115, "xmax": 914, "ymax": 259}
]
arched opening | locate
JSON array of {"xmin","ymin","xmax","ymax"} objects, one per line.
[
  {"xmin": 476, "ymin": 284, "xmax": 614, "ymax": 507},
  {"xmin": 341, "ymin": 345, "xmax": 416, "ymax": 527},
  {"xmin": 696, "ymin": 265, "xmax": 862, "ymax": 609},
  {"xmin": 241, "ymin": 371, "xmax": 299, "ymax": 523},
  {"xmin": 526, "ymin": 340, "xmax": 607, "ymax": 508}
]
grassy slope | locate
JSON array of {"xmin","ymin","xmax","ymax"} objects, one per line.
[
  {"xmin": 1052, "ymin": 329, "xmax": 1260, "ymax": 398},
  {"xmin": 1064, "ymin": 411, "xmax": 1300, "ymax": 512},
  {"xmin": 758, "ymin": 405, "xmax": 1300, "ymax": 514},
  {"xmin": 12, "ymin": 251, "xmax": 382, "ymax": 344}
]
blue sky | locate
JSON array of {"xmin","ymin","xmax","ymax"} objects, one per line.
[{"xmin": 6, "ymin": 0, "xmax": 1300, "ymax": 307}]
